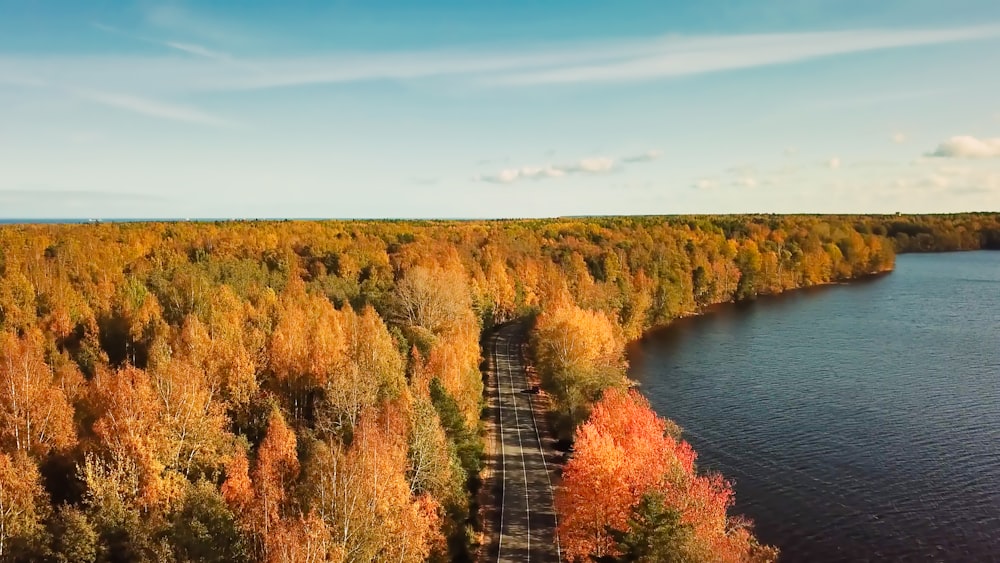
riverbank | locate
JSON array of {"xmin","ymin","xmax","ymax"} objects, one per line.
[{"xmin": 625, "ymin": 251, "xmax": 1000, "ymax": 561}]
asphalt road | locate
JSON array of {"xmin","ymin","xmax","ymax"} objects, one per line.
[{"xmin": 485, "ymin": 323, "xmax": 561, "ymax": 563}]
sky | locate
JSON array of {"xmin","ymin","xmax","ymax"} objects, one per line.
[{"xmin": 2, "ymin": 0, "xmax": 1000, "ymax": 219}]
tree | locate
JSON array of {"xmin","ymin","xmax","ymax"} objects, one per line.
[
  {"xmin": 532, "ymin": 301, "xmax": 627, "ymax": 431},
  {"xmin": 149, "ymin": 357, "xmax": 231, "ymax": 478},
  {"xmin": 317, "ymin": 305, "xmax": 404, "ymax": 437},
  {"xmin": 301, "ymin": 409, "xmax": 438, "ymax": 563},
  {"xmin": 556, "ymin": 389, "xmax": 775, "ymax": 563},
  {"xmin": 170, "ymin": 480, "xmax": 248, "ymax": 563},
  {"xmin": 0, "ymin": 452, "xmax": 48, "ymax": 559},
  {"xmin": 253, "ymin": 410, "xmax": 300, "ymax": 543},
  {"xmin": 0, "ymin": 330, "xmax": 76, "ymax": 458},
  {"xmin": 89, "ymin": 366, "xmax": 167, "ymax": 505},
  {"xmin": 556, "ymin": 390, "xmax": 689, "ymax": 560},
  {"xmin": 49, "ymin": 505, "xmax": 99, "ymax": 563},
  {"xmin": 609, "ymin": 491, "xmax": 692, "ymax": 563},
  {"xmin": 393, "ymin": 263, "xmax": 471, "ymax": 335}
]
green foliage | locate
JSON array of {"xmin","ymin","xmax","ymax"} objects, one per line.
[
  {"xmin": 49, "ymin": 506, "xmax": 98, "ymax": 563},
  {"xmin": 429, "ymin": 378, "xmax": 483, "ymax": 485},
  {"xmin": 607, "ymin": 492, "xmax": 693, "ymax": 563},
  {"xmin": 169, "ymin": 481, "xmax": 247, "ymax": 563}
]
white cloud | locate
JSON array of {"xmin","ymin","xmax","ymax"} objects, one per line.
[
  {"xmin": 75, "ymin": 89, "xmax": 236, "ymax": 127},
  {"xmin": 783, "ymin": 146, "xmax": 798, "ymax": 156},
  {"xmin": 928, "ymin": 135, "xmax": 1000, "ymax": 158},
  {"xmin": 476, "ymin": 150, "xmax": 661, "ymax": 184},
  {"xmin": 575, "ymin": 157, "xmax": 615, "ymax": 173},
  {"xmin": 828, "ymin": 157, "xmax": 842, "ymax": 169},
  {"xmin": 891, "ymin": 132, "xmax": 908, "ymax": 144},
  {"xmin": 692, "ymin": 179, "xmax": 718, "ymax": 190},
  {"xmin": 733, "ymin": 177, "xmax": 758, "ymax": 188}
]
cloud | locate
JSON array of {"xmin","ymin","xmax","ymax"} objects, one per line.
[
  {"xmin": 928, "ymin": 135, "xmax": 1000, "ymax": 158},
  {"xmin": 6, "ymin": 25, "xmax": 999, "ymax": 95},
  {"xmin": 94, "ymin": 22, "xmax": 231, "ymax": 61},
  {"xmin": 783, "ymin": 146, "xmax": 798, "ymax": 156},
  {"xmin": 621, "ymin": 149, "xmax": 663, "ymax": 163},
  {"xmin": 475, "ymin": 149, "xmax": 660, "ymax": 184},
  {"xmin": 828, "ymin": 157, "xmax": 842, "ymax": 169},
  {"xmin": 891, "ymin": 132, "xmax": 908, "ymax": 144},
  {"xmin": 733, "ymin": 177, "xmax": 758, "ymax": 188},
  {"xmin": 573, "ymin": 157, "xmax": 615, "ymax": 173},
  {"xmin": 692, "ymin": 179, "xmax": 718, "ymax": 190},
  {"xmin": 162, "ymin": 41, "xmax": 231, "ymax": 61},
  {"xmin": 475, "ymin": 164, "xmax": 571, "ymax": 184},
  {"xmin": 492, "ymin": 26, "xmax": 1000, "ymax": 86},
  {"xmin": 144, "ymin": 4, "xmax": 246, "ymax": 46},
  {"xmin": 75, "ymin": 89, "xmax": 237, "ymax": 127}
]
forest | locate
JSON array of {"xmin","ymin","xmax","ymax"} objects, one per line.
[{"xmin": 0, "ymin": 213, "xmax": 995, "ymax": 562}]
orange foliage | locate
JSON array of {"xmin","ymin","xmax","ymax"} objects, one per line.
[
  {"xmin": 0, "ymin": 331, "xmax": 76, "ymax": 458},
  {"xmin": 557, "ymin": 389, "xmax": 774, "ymax": 562},
  {"xmin": 557, "ymin": 389, "xmax": 693, "ymax": 559}
]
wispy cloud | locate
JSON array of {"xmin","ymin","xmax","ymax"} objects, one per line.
[
  {"xmin": 891, "ymin": 132, "xmax": 908, "ymax": 144},
  {"xmin": 163, "ymin": 41, "xmax": 230, "ymax": 61},
  {"xmin": 6, "ymin": 25, "xmax": 999, "ymax": 95},
  {"xmin": 621, "ymin": 149, "xmax": 663, "ymax": 163},
  {"xmin": 94, "ymin": 21, "xmax": 232, "ymax": 61},
  {"xmin": 692, "ymin": 178, "xmax": 719, "ymax": 190},
  {"xmin": 928, "ymin": 135, "xmax": 1000, "ymax": 158},
  {"xmin": 828, "ymin": 157, "xmax": 842, "ymax": 169},
  {"xmin": 475, "ymin": 150, "xmax": 658, "ymax": 184},
  {"xmin": 144, "ymin": 3, "xmax": 246, "ymax": 46},
  {"xmin": 491, "ymin": 26, "xmax": 1000, "ymax": 86},
  {"xmin": 75, "ymin": 89, "xmax": 237, "ymax": 127}
]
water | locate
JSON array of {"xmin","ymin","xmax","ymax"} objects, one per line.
[{"xmin": 627, "ymin": 252, "xmax": 1000, "ymax": 562}]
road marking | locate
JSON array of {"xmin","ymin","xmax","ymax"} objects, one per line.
[
  {"xmin": 504, "ymin": 333, "xmax": 531, "ymax": 561},
  {"xmin": 520, "ymin": 339, "xmax": 562, "ymax": 562}
]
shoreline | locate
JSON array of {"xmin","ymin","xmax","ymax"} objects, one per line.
[{"xmin": 629, "ymin": 266, "xmax": 896, "ymax": 347}]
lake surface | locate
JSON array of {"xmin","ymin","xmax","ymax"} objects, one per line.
[{"xmin": 627, "ymin": 252, "xmax": 1000, "ymax": 562}]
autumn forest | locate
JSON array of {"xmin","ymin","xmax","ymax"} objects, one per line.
[{"xmin": 0, "ymin": 213, "xmax": 997, "ymax": 563}]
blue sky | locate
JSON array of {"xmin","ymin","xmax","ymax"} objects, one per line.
[{"xmin": 2, "ymin": 1, "xmax": 1000, "ymax": 219}]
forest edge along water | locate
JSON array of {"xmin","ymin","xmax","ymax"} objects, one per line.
[{"xmin": 627, "ymin": 251, "xmax": 1000, "ymax": 562}]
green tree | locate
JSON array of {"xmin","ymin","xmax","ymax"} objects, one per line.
[{"xmin": 609, "ymin": 492, "xmax": 692, "ymax": 563}]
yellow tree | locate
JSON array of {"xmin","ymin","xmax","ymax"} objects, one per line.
[
  {"xmin": 316, "ymin": 305, "xmax": 404, "ymax": 437},
  {"xmin": 0, "ymin": 453, "xmax": 48, "ymax": 559},
  {"xmin": 393, "ymin": 262, "xmax": 472, "ymax": 336},
  {"xmin": 89, "ymin": 365, "xmax": 167, "ymax": 505},
  {"xmin": 532, "ymin": 301, "xmax": 627, "ymax": 429},
  {"xmin": 149, "ymin": 357, "xmax": 231, "ymax": 478},
  {"xmin": 0, "ymin": 330, "xmax": 76, "ymax": 457},
  {"xmin": 303, "ymin": 407, "xmax": 438, "ymax": 563}
]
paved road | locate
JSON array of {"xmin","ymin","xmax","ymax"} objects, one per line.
[{"xmin": 484, "ymin": 324, "xmax": 561, "ymax": 563}]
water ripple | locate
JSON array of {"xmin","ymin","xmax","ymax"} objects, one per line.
[{"xmin": 629, "ymin": 252, "xmax": 1000, "ymax": 562}]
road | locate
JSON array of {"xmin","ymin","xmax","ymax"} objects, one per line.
[{"xmin": 484, "ymin": 323, "xmax": 561, "ymax": 562}]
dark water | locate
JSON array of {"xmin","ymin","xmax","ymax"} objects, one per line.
[{"xmin": 628, "ymin": 252, "xmax": 1000, "ymax": 562}]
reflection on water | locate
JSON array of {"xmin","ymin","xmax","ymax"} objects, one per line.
[{"xmin": 628, "ymin": 252, "xmax": 1000, "ymax": 562}]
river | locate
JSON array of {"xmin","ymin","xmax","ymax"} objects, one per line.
[{"xmin": 627, "ymin": 252, "xmax": 1000, "ymax": 562}]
